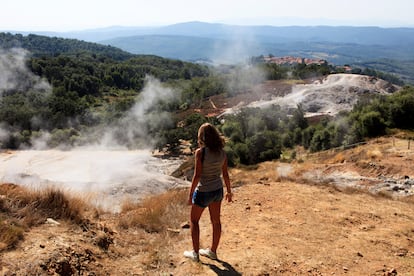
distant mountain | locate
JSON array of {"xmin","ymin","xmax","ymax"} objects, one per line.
[
  {"xmin": 63, "ymin": 21, "xmax": 414, "ymax": 45},
  {"xmin": 100, "ymin": 35, "xmax": 219, "ymax": 62},
  {"xmin": 95, "ymin": 22, "xmax": 414, "ymax": 83},
  {"xmin": 152, "ymin": 22, "xmax": 414, "ymax": 46},
  {"xmin": 15, "ymin": 21, "xmax": 414, "ymax": 48},
  {"xmin": 5, "ymin": 21, "xmax": 414, "ymax": 83}
]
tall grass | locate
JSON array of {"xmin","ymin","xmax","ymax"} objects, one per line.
[
  {"xmin": 0, "ymin": 218, "xmax": 25, "ymax": 251},
  {"xmin": 0, "ymin": 183, "xmax": 89, "ymax": 250},
  {"xmin": 117, "ymin": 188, "xmax": 190, "ymax": 271},
  {"xmin": 118, "ymin": 188, "xmax": 188, "ymax": 233}
]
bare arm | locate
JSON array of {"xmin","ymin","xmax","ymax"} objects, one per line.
[
  {"xmin": 188, "ymin": 148, "xmax": 202, "ymax": 205},
  {"xmin": 222, "ymin": 154, "xmax": 232, "ymax": 202}
]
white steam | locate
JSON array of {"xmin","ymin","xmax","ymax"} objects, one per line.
[
  {"xmin": 0, "ymin": 48, "xmax": 51, "ymax": 95},
  {"xmin": 97, "ymin": 75, "xmax": 176, "ymax": 149},
  {"xmin": 212, "ymin": 27, "xmax": 260, "ymax": 65},
  {"xmin": 0, "ymin": 123, "xmax": 10, "ymax": 143},
  {"xmin": 0, "ymin": 48, "xmax": 51, "ymax": 147},
  {"xmin": 210, "ymin": 27, "xmax": 267, "ymax": 95}
]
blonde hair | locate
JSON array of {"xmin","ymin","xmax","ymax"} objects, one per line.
[{"xmin": 197, "ymin": 123, "xmax": 225, "ymax": 151}]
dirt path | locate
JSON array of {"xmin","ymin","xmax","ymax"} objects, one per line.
[{"xmin": 172, "ymin": 165, "xmax": 414, "ymax": 275}]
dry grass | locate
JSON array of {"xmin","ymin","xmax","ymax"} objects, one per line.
[
  {"xmin": 0, "ymin": 183, "xmax": 89, "ymax": 250},
  {"xmin": 283, "ymin": 79, "xmax": 306, "ymax": 85},
  {"xmin": 367, "ymin": 148, "xmax": 383, "ymax": 159},
  {"xmin": 118, "ymin": 188, "xmax": 188, "ymax": 233},
  {"xmin": 116, "ymin": 188, "xmax": 190, "ymax": 271},
  {"xmin": 329, "ymin": 152, "xmax": 346, "ymax": 163},
  {"xmin": 0, "ymin": 218, "xmax": 24, "ymax": 251}
]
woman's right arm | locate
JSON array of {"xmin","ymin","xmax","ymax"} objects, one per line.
[{"xmin": 222, "ymin": 154, "xmax": 232, "ymax": 202}]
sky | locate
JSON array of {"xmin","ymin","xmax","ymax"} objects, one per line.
[{"xmin": 1, "ymin": 0, "xmax": 414, "ymax": 32}]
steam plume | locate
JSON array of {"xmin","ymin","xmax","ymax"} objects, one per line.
[
  {"xmin": 96, "ymin": 75, "xmax": 177, "ymax": 149},
  {"xmin": 0, "ymin": 47, "xmax": 51, "ymax": 95}
]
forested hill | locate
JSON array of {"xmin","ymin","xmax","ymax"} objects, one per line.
[
  {"xmin": 0, "ymin": 32, "xmax": 133, "ymax": 61},
  {"xmin": 0, "ymin": 32, "xmax": 213, "ymax": 149},
  {"xmin": 0, "ymin": 32, "xmax": 210, "ymax": 93}
]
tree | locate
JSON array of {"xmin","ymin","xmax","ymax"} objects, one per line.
[
  {"xmin": 387, "ymin": 87, "xmax": 414, "ymax": 129},
  {"xmin": 358, "ymin": 111, "xmax": 386, "ymax": 137},
  {"xmin": 309, "ymin": 128, "xmax": 332, "ymax": 152},
  {"xmin": 221, "ymin": 121, "xmax": 244, "ymax": 143}
]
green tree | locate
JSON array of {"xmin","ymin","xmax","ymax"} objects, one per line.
[
  {"xmin": 358, "ymin": 111, "xmax": 386, "ymax": 137},
  {"xmin": 387, "ymin": 87, "xmax": 414, "ymax": 129},
  {"xmin": 221, "ymin": 121, "xmax": 244, "ymax": 143},
  {"xmin": 309, "ymin": 128, "xmax": 332, "ymax": 152}
]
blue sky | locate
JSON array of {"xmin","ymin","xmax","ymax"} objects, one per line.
[{"xmin": 1, "ymin": 0, "xmax": 413, "ymax": 31}]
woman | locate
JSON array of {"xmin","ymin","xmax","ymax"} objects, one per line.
[{"xmin": 184, "ymin": 123, "xmax": 232, "ymax": 262}]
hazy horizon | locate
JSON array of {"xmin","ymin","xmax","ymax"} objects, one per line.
[
  {"xmin": 2, "ymin": 19, "xmax": 414, "ymax": 34},
  {"xmin": 1, "ymin": 0, "xmax": 413, "ymax": 32}
]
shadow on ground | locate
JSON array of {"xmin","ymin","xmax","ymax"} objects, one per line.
[{"xmin": 204, "ymin": 259, "xmax": 242, "ymax": 276}]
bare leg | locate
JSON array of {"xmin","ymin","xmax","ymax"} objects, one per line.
[
  {"xmin": 190, "ymin": 204, "xmax": 205, "ymax": 252},
  {"xmin": 208, "ymin": 200, "xmax": 222, "ymax": 253}
]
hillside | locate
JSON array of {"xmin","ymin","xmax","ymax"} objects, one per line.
[
  {"xmin": 1, "ymin": 135, "xmax": 414, "ymax": 275},
  {"xmin": 0, "ymin": 32, "xmax": 133, "ymax": 60}
]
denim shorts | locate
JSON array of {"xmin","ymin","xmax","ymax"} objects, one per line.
[{"xmin": 192, "ymin": 188, "xmax": 223, "ymax": 208}]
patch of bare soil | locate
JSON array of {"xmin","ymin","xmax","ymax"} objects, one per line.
[
  {"xmin": 1, "ymin": 136, "xmax": 414, "ymax": 275},
  {"xmin": 176, "ymin": 79, "xmax": 295, "ymax": 119}
]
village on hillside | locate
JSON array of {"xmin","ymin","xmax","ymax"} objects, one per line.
[
  {"xmin": 263, "ymin": 55, "xmax": 327, "ymax": 65},
  {"xmin": 263, "ymin": 55, "xmax": 353, "ymax": 72}
]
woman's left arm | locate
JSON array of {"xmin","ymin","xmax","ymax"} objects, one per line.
[{"xmin": 188, "ymin": 148, "xmax": 202, "ymax": 205}]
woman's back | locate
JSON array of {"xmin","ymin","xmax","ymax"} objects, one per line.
[{"xmin": 198, "ymin": 148, "xmax": 225, "ymax": 192}]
